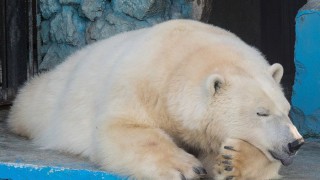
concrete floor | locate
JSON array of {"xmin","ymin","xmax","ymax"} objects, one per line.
[
  {"xmin": 0, "ymin": 108, "xmax": 103, "ymax": 170},
  {"xmin": 279, "ymin": 141, "xmax": 320, "ymax": 179},
  {"xmin": 0, "ymin": 108, "xmax": 319, "ymax": 179}
]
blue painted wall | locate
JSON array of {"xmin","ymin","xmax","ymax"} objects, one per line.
[
  {"xmin": 39, "ymin": 0, "xmax": 196, "ymax": 71},
  {"xmin": 0, "ymin": 163, "xmax": 124, "ymax": 180},
  {"xmin": 291, "ymin": 0, "xmax": 320, "ymax": 138}
]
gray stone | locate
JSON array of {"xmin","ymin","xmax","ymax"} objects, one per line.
[
  {"xmin": 39, "ymin": 0, "xmax": 205, "ymax": 70},
  {"xmin": 290, "ymin": 107, "xmax": 307, "ymax": 135},
  {"xmin": 40, "ymin": 43, "xmax": 77, "ymax": 70},
  {"xmin": 112, "ymin": 0, "xmax": 171, "ymax": 20},
  {"xmin": 106, "ymin": 12, "xmax": 149, "ymax": 32},
  {"xmin": 290, "ymin": 107, "xmax": 320, "ymax": 139},
  {"xmin": 190, "ymin": 0, "xmax": 206, "ymax": 20},
  {"xmin": 85, "ymin": 5, "xmax": 151, "ymax": 44},
  {"xmin": 39, "ymin": 43, "xmax": 51, "ymax": 63},
  {"xmin": 86, "ymin": 19, "xmax": 117, "ymax": 43},
  {"xmin": 180, "ymin": 2, "xmax": 193, "ymax": 18},
  {"xmin": 50, "ymin": 6, "xmax": 86, "ymax": 47},
  {"xmin": 81, "ymin": 0, "xmax": 105, "ymax": 21},
  {"xmin": 145, "ymin": 16, "xmax": 167, "ymax": 25},
  {"xmin": 39, "ymin": 0, "xmax": 61, "ymax": 19},
  {"xmin": 36, "ymin": 14, "xmax": 42, "ymax": 27},
  {"xmin": 301, "ymin": 0, "xmax": 320, "ymax": 10},
  {"xmin": 169, "ymin": 0, "xmax": 193, "ymax": 19},
  {"xmin": 59, "ymin": 0, "xmax": 81, "ymax": 5},
  {"xmin": 40, "ymin": 20, "xmax": 50, "ymax": 44}
]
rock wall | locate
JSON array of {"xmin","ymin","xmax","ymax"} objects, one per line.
[
  {"xmin": 39, "ymin": 0, "xmax": 208, "ymax": 70},
  {"xmin": 291, "ymin": 0, "xmax": 320, "ymax": 139}
]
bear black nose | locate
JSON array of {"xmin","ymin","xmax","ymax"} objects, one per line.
[{"xmin": 288, "ymin": 138, "xmax": 305, "ymax": 154}]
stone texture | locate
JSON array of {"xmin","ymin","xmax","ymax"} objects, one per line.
[
  {"xmin": 81, "ymin": 0, "xmax": 105, "ymax": 21},
  {"xmin": 112, "ymin": 0, "xmax": 171, "ymax": 20},
  {"xmin": 86, "ymin": 19, "xmax": 117, "ymax": 43},
  {"xmin": 50, "ymin": 6, "xmax": 86, "ymax": 47},
  {"xmin": 40, "ymin": 20, "xmax": 50, "ymax": 44},
  {"xmin": 170, "ymin": 0, "xmax": 196, "ymax": 19},
  {"xmin": 40, "ymin": 43, "xmax": 77, "ymax": 71},
  {"xmin": 39, "ymin": 0, "xmax": 61, "ymax": 19},
  {"xmin": 59, "ymin": 0, "xmax": 81, "ymax": 5},
  {"xmin": 290, "ymin": 107, "xmax": 320, "ymax": 139},
  {"xmin": 105, "ymin": 12, "xmax": 149, "ymax": 32},
  {"xmin": 38, "ymin": 0, "xmax": 208, "ymax": 70},
  {"xmin": 301, "ymin": 0, "xmax": 320, "ymax": 10},
  {"xmin": 191, "ymin": 0, "xmax": 205, "ymax": 20},
  {"xmin": 40, "ymin": 44, "xmax": 51, "ymax": 63}
]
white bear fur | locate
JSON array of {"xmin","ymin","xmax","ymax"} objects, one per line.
[{"xmin": 8, "ymin": 20, "xmax": 302, "ymax": 179}]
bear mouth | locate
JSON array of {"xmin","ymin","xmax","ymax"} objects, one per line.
[{"xmin": 268, "ymin": 150, "xmax": 294, "ymax": 166}]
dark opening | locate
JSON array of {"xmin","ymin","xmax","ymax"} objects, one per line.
[
  {"xmin": 207, "ymin": 0, "xmax": 307, "ymax": 100},
  {"xmin": 0, "ymin": 0, "xmax": 37, "ymax": 105}
]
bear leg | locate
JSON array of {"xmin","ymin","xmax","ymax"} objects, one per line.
[{"xmin": 95, "ymin": 122, "xmax": 207, "ymax": 180}]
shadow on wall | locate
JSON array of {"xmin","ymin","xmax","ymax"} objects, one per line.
[
  {"xmin": 39, "ymin": 0, "xmax": 207, "ymax": 71},
  {"xmin": 290, "ymin": 107, "xmax": 320, "ymax": 139}
]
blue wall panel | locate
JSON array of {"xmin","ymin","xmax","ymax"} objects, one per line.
[{"xmin": 291, "ymin": 6, "xmax": 320, "ymax": 137}]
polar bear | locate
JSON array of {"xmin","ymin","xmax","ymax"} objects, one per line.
[{"xmin": 8, "ymin": 20, "xmax": 304, "ymax": 179}]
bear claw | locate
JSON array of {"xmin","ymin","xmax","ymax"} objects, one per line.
[
  {"xmin": 222, "ymin": 160, "xmax": 232, "ymax": 165},
  {"xmin": 224, "ymin": 166, "xmax": 233, "ymax": 171},
  {"xmin": 180, "ymin": 173, "xmax": 186, "ymax": 180},
  {"xmin": 193, "ymin": 166, "xmax": 208, "ymax": 175},
  {"xmin": 222, "ymin": 155, "xmax": 232, "ymax": 160},
  {"xmin": 226, "ymin": 176, "xmax": 234, "ymax": 180},
  {"xmin": 224, "ymin": 146, "xmax": 236, "ymax": 151}
]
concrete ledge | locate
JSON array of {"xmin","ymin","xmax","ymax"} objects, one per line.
[{"xmin": 0, "ymin": 111, "xmax": 123, "ymax": 179}]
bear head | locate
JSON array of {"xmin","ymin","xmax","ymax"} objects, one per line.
[{"xmin": 166, "ymin": 30, "xmax": 303, "ymax": 166}]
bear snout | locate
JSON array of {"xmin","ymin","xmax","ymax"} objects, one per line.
[
  {"xmin": 288, "ymin": 138, "xmax": 305, "ymax": 154},
  {"xmin": 268, "ymin": 138, "xmax": 304, "ymax": 166}
]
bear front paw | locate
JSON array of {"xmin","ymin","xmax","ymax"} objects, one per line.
[
  {"xmin": 214, "ymin": 143, "xmax": 240, "ymax": 180},
  {"xmin": 149, "ymin": 149, "xmax": 208, "ymax": 180},
  {"xmin": 213, "ymin": 138, "xmax": 280, "ymax": 180}
]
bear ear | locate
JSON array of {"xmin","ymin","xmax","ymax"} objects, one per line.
[
  {"xmin": 206, "ymin": 74, "xmax": 225, "ymax": 95},
  {"xmin": 269, "ymin": 63, "xmax": 283, "ymax": 84}
]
